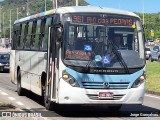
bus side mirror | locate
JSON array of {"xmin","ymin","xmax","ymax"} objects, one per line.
[{"xmin": 55, "ymin": 23, "xmax": 62, "ymax": 42}]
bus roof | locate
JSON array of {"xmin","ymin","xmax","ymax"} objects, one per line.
[
  {"xmin": 14, "ymin": 6, "xmax": 140, "ymax": 24},
  {"xmin": 14, "ymin": 9, "xmax": 56, "ymax": 24},
  {"xmin": 56, "ymin": 6, "xmax": 139, "ymax": 17}
]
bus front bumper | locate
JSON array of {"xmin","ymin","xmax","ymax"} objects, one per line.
[{"xmin": 57, "ymin": 79, "xmax": 145, "ymax": 105}]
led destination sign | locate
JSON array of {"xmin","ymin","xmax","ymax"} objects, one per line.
[{"xmin": 72, "ymin": 15, "xmax": 133, "ymax": 26}]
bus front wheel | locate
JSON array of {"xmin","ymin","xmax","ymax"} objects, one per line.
[
  {"xmin": 44, "ymin": 81, "xmax": 56, "ymax": 110},
  {"xmin": 17, "ymin": 70, "xmax": 25, "ymax": 96}
]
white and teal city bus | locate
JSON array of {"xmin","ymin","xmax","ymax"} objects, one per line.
[{"xmin": 10, "ymin": 6, "xmax": 146, "ymax": 110}]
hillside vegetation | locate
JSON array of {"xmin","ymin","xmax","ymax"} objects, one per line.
[
  {"xmin": 0, "ymin": 0, "xmax": 159, "ymax": 40},
  {"xmin": 137, "ymin": 13, "xmax": 160, "ymax": 40},
  {"xmin": 0, "ymin": 0, "xmax": 88, "ymax": 38}
]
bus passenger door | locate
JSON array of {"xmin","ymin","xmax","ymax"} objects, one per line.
[
  {"xmin": 45, "ymin": 25, "xmax": 57, "ymax": 105},
  {"xmin": 45, "ymin": 26, "xmax": 53, "ymax": 102}
]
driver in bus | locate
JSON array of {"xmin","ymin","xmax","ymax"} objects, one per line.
[
  {"xmin": 113, "ymin": 34, "xmax": 124, "ymax": 49},
  {"xmin": 95, "ymin": 26, "xmax": 104, "ymax": 42}
]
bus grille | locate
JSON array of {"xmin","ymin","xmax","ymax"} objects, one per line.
[
  {"xmin": 87, "ymin": 94, "xmax": 124, "ymax": 100},
  {"xmin": 82, "ymin": 82, "xmax": 129, "ymax": 89}
]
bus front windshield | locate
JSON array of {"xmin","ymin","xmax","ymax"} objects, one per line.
[{"xmin": 62, "ymin": 13, "xmax": 145, "ymax": 70}]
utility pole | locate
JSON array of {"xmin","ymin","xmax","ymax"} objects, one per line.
[
  {"xmin": 0, "ymin": 0, "xmax": 4, "ymax": 34},
  {"xmin": 9, "ymin": 9, "xmax": 12, "ymax": 43},
  {"xmin": 76, "ymin": 0, "xmax": 78, "ymax": 6},
  {"xmin": 2, "ymin": 12, "xmax": 5, "ymax": 37},
  {"xmin": 26, "ymin": 0, "xmax": 29, "ymax": 16},
  {"xmin": 0, "ymin": 5, "xmax": 2, "ymax": 32},
  {"xmin": 55, "ymin": 0, "xmax": 57, "ymax": 9},
  {"xmin": 142, "ymin": 0, "xmax": 144, "ymax": 25},
  {"xmin": 45, "ymin": 0, "xmax": 46, "ymax": 11},
  {"xmin": 52, "ymin": 0, "xmax": 54, "ymax": 9},
  {"xmin": 17, "ymin": 8, "xmax": 19, "ymax": 20}
]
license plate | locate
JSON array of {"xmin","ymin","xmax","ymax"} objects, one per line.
[{"xmin": 98, "ymin": 92, "xmax": 113, "ymax": 99}]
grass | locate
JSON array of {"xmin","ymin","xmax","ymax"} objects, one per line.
[{"xmin": 146, "ymin": 62, "xmax": 160, "ymax": 93}]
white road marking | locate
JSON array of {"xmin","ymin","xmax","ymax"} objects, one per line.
[
  {"xmin": 25, "ymin": 107, "xmax": 34, "ymax": 111},
  {"xmin": 16, "ymin": 101, "xmax": 24, "ymax": 106},
  {"xmin": 8, "ymin": 97, "xmax": 16, "ymax": 100},
  {"xmin": 25, "ymin": 107, "xmax": 31, "ymax": 110},
  {"xmin": 145, "ymin": 94, "xmax": 160, "ymax": 100},
  {"xmin": 42, "ymin": 117, "xmax": 50, "ymax": 120},
  {"xmin": 0, "ymin": 92, "xmax": 8, "ymax": 96}
]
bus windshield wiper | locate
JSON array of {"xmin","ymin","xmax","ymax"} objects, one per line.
[
  {"xmin": 107, "ymin": 39, "xmax": 129, "ymax": 73},
  {"xmin": 85, "ymin": 37, "xmax": 129, "ymax": 74}
]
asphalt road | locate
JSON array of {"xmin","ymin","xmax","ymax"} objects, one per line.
[{"xmin": 0, "ymin": 72, "xmax": 160, "ymax": 120}]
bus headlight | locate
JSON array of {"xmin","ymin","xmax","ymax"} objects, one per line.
[
  {"xmin": 131, "ymin": 75, "xmax": 145, "ymax": 88},
  {"xmin": 62, "ymin": 70, "xmax": 79, "ymax": 87}
]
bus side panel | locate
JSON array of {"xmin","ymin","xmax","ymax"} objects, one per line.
[
  {"xmin": 10, "ymin": 50, "xmax": 16, "ymax": 84},
  {"xmin": 16, "ymin": 51, "xmax": 30, "ymax": 90},
  {"xmin": 30, "ymin": 51, "xmax": 46, "ymax": 96},
  {"xmin": 30, "ymin": 51, "xmax": 40, "ymax": 95},
  {"xmin": 15, "ymin": 50, "xmax": 47, "ymax": 96}
]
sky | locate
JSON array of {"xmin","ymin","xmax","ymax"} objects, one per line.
[{"xmin": 85, "ymin": 0, "xmax": 160, "ymax": 13}]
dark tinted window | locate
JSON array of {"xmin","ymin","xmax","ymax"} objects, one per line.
[
  {"xmin": 153, "ymin": 46, "xmax": 159, "ymax": 51},
  {"xmin": 0, "ymin": 54, "xmax": 10, "ymax": 60}
]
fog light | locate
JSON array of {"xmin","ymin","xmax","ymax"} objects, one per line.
[
  {"xmin": 62, "ymin": 74, "xmax": 69, "ymax": 80},
  {"xmin": 139, "ymin": 76, "xmax": 145, "ymax": 81},
  {"xmin": 62, "ymin": 70, "xmax": 80, "ymax": 87}
]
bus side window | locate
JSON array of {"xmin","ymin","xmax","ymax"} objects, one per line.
[
  {"xmin": 31, "ymin": 20, "xmax": 41, "ymax": 50},
  {"xmin": 35, "ymin": 20, "xmax": 41, "ymax": 49},
  {"xmin": 14, "ymin": 23, "xmax": 21, "ymax": 49},
  {"xmin": 43, "ymin": 17, "xmax": 52, "ymax": 50},
  {"xmin": 30, "ymin": 20, "xmax": 36, "ymax": 49},
  {"xmin": 24, "ymin": 22, "xmax": 29, "ymax": 49},
  {"xmin": 40, "ymin": 19, "xmax": 46, "ymax": 50},
  {"xmin": 19, "ymin": 23, "xmax": 25, "ymax": 49}
]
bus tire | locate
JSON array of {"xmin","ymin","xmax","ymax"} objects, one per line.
[
  {"xmin": 158, "ymin": 56, "xmax": 160, "ymax": 62},
  {"xmin": 17, "ymin": 70, "xmax": 25, "ymax": 96},
  {"xmin": 44, "ymin": 81, "xmax": 56, "ymax": 110},
  {"xmin": 149, "ymin": 56, "xmax": 153, "ymax": 62}
]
